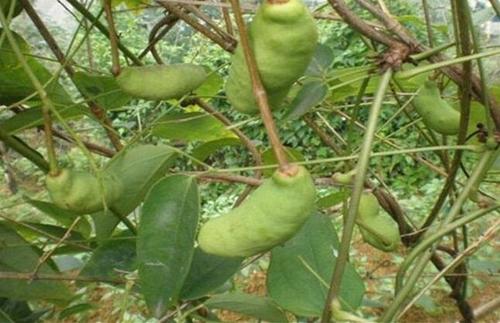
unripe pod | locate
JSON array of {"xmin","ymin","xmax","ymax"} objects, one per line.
[
  {"xmin": 198, "ymin": 166, "xmax": 316, "ymax": 258},
  {"xmin": 356, "ymin": 192, "xmax": 400, "ymax": 252},
  {"xmin": 46, "ymin": 169, "xmax": 123, "ymax": 214},
  {"xmin": 413, "ymin": 80, "xmax": 461, "ymax": 135},
  {"xmin": 225, "ymin": 0, "xmax": 318, "ymax": 114},
  {"xmin": 116, "ymin": 64, "xmax": 207, "ymax": 101}
]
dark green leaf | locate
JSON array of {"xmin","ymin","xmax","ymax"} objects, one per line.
[
  {"xmin": 306, "ymin": 44, "xmax": 334, "ymax": 76},
  {"xmin": 285, "ymin": 81, "xmax": 328, "ymax": 120},
  {"xmin": 180, "ymin": 248, "xmax": 242, "ymax": 300},
  {"xmin": 205, "ymin": 292, "xmax": 288, "ymax": 322},
  {"xmin": 267, "ymin": 214, "xmax": 365, "ymax": 317},
  {"xmin": 95, "ymin": 144, "xmax": 178, "ymax": 241},
  {"xmin": 73, "ymin": 71, "xmax": 131, "ymax": 110},
  {"xmin": 0, "ymin": 298, "xmax": 48, "ymax": 323},
  {"xmin": 138, "ymin": 175, "xmax": 199, "ymax": 317},
  {"xmin": 152, "ymin": 112, "xmax": 236, "ymax": 142},
  {"xmin": 0, "ymin": 222, "xmax": 72, "ymax": 303},
  {"xmin": 191, "ymin": 138, "xmax": 242, "ymax": 162},
  {"xmin": 79, "ymin": 232, "xmax": 136, "ymax": 282}
]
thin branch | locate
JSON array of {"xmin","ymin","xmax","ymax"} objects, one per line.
[
  {"xmin": 321, "ymin": 69, "xmax": 393, "ymax": 323},
  {"xmin": 103, "ymin": 0, "xmax": 121, "ymax": 75},
  {"xmin": 182, "ymin": 3, "xmax": 235, "ymax": 43},
  {"xmin": 157, "ymin": 1, "xmax": 236, "ymax": 52},
  {"xmin": 51, "ymin": 127, "xmax": 115, "ymax": 158},
  {"xmin": 141, "ymin": 13, "xmax": 179, "ymax": 63},
  {"xmin": 229, "ymin": 0, "xmax": 290, "ymax": 173},
  {"xmin": 0, "ymin": 127, "xmax": 49, "ymax": 173},
  {"xmin": 0, "ymin": 271, "xmax": 125, "ymax": 284}
]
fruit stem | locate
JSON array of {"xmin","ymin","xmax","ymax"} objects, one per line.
[{"xmin": 229, "ymin": 0, "xmax": 291, "ymax": 172}]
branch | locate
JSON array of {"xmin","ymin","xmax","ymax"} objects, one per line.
[
  {"xmin": 140, "ymin": 13, "xmax": 179, "ymax": 63},
  {"xmin": 0, "ymin": 127, "xmax": 49, "ymax": 173}
]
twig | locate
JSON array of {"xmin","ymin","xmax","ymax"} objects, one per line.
[
  {"xmin": 421, "ymin": 0, "xmax": 434, "ymax": 47},
  {"xmin": 182, "ymin": 3, "xmax": 235, "ymax": 43},
  {"xmin": 103, "ymin": 0, "xmax": 121, "ymax": 75},
  {"xmin": 141, "ymin": 13, "xmax": 179, "ymax": 63},
  {"xmin": 321, "ymin": 69, "xmax": 393, "ymax": 323},
  {"xmin": 220, "ymin": 0, "xmax": 234, "ymax": 35},
  {"xmin": 51, "ymin": 127, "xmax": 115, "ymax": 158},
  {"xmin": 30, "ymin": 217, "xmax": 82, "ymax": 280},
  {"xmin": 157, "ymin": 1, "xmax": 236, "ymax": 52},
  {"xmin": 65, "ymin": 0, "xmax": 142, "ymax": 65},
  {"xmin": 489, "ymin": 0, "xmax": 500, "ymax": 16},
  {"xmin": 303, "ymin": 115, "xmax": 343, "ymax": 156},
  {"xmin": 471, "ymin": 295, "xmax": 500, "ymax": 321},
  {"xmin": 20, "ymin": 0, "xmax": 123, "ymax": 151},
  {"xmin": 197, "ymin": 173, "xmax": 261, "ymax": 186},
  {"xmin": 229, "ymin": 0, "xmax": 290, "ymax": 173},
  {"xmin": 0, "ymin": 271, "xmax": 125, "ymax": 284}
]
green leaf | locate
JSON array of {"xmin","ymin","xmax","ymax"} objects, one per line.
[
  {"xmin": 194, "ymin": 70, "xmax": 223, "ymax": 98},
  {"xmin": 180, "ymin": 248, "xmax": 242, "ymax": 300},
  {"xmin": 0, "ymin": 298, "xmax": 48, "ymax": 323},
  {"xmin": 306, "ymin": 44, "xmax": 334, "ymax": 76},
  {"xmin": 58, "ymin": 303, "xmax": 94, "ymax": 320},
  {"xmin": 205, "ymin": 292, "xmax": 288, "ymax": 322},
  {"xmin": 13, "ymin": 222, "xmax": 87, "ymax": 245},
  {"xmin": 262, "ymin": 147, "xmax": 304, "ymax": 177},
  {"xmin": 73, "ymin": 71, "xmax": 131, "ymax": 110},
  {"xmin": 0, "ymin": 309, "xmax": 14, "ymax": 323},
  {"xmin": 285, "ymin": 81, "xmax": 328, "ymax": 120},
  {"xmin": 95, "ymin": 144, "xmax": 178, "ymax": 241},
  {"xmin": 0, "ymin": 222, "xmax": 72, "ymax": 303},
  {"xmin": 79, "ymin": 232, "xmax": 136, "ymax": 282},
  {"xmin": 152, "ymin": 112, "xmax": 236, "ymax": 143},
  {"xmin": 267, "ymin": 214, "xmax": 365, "ymax": 317},
  {"xmin": 191, "ymin": 137, "xmax": 242, "ymax": 161},
  {"xmin": 138, "ymin": 175, "xmax": 200, "ymax": 317},
  {"xmin": 0, "ymin": 29, "xmax": 85, "ymax": 133},
  {"xmin": 317, "ymin": 191, "xmax": 350, "ymax": 209},
  {"xmin": 26, "ymin": 198, "xmax": 92, "ymax": 238}
]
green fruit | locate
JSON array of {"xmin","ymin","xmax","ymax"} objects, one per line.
[
  {"xmin": 355, "ymin": 192, "xmax": 400, "ymax": 252},
  {"xmin": 198, "ymin": 166, "xmax": 316, "ymax": 258},
  {"xmin": 413, "ymin": 80, "xmax": 461, "ymax": 135},
  {"xmin": 116, "ymin": 64, "xmax": 207, "ymax": 100},
  {"xmin": 225, "ymin": 0, "xmax": 318, "ymax": 114},
  {"xmin": 46, "ymin": 169, "xmax": 123, "ymax": 214},
  {"xmin": 1, "ymin": 0, "xmax": 23, "ymax": 19}
]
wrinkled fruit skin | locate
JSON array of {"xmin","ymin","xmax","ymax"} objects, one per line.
[
  {"xmin": 116, "ymin": 64, "xmax": 207, "ymax": 100},
  {"xmin": 225, "ymin": 0, "xmax": 318, "ymax": 114},
  {"xmin": 46, "ymin": 169, "xmax": 123, "ymax": 214},
  {"xmin": 198, "ymin": 166, "xmax": 316, "ymax": 258},
  {"xmin": 1, "ymin": 0, "xmax": 23, "ymax": 19},
  {"xmin": 356, "ymin": 192, "xmax": 400, "ymax": 252},
  {"xmin": 413, "ymin": 80, "xmax": 460, "ymax": 135}
]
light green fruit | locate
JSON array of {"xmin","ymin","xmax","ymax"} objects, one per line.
[
  {"xmin": 116, "ymin": 64, "xmax": 207, "ymax": 101},
  {"xmin": 413, "ymin": 80, "xmax": 461, "ymax": 135},
  {"xmin": 1, "ymin": 0, "xmax": 23, "ymax": 19},
  {"xmin": 46, "ymin": 169, "xmax": 123, "ymax": 214},
  {"xmin": 198, "ymin": 166, "xmax": 316, "ymax": 258},
  {"xmin": 225, "ymin": 0, "xmax": 318, "ymax": 114},
  {"xmin": 356, "ymin": 192, "xmax": 400, "ymax": 252}
]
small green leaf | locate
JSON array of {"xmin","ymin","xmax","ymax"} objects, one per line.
[
  {"xmin": 285, "ymin": 81, "xmax": 328, "ymax": 120},
  {"xmin": 267, "ymin": 214, "xmax": 365, "ymax": 317},
  {"xmin": 138, "ymin": 175, "xmax": 200, "ymax": 318},
  {"xmin": 306, "ymin": 44, "xmax": 334, "ymax": 76},
  {"xmin": 191, "ymin": 138, "xmax": 242, "ymax": 161},
  {"xmin": 58, "ymin": 303, "xmax": 94, "ymax": 320},
  {"xmin": 194, "ymin": 70, "xmax": 223, "ymax": 98},
  {"xmin": 152, "ymin": 112, "xmax": 236, "ymax": 143},
  {"xmin": 205, "ymin": 292, "xmax": 288, "ymax": 322},
  {"xmin": 73, "ymin": 71, "xmax": 131, "ymax": 110},
  {"xmin": 180, "ymin": 248, "xmax": 242, "ymax": 300},
  {"xmin": 317, "ymin": 191, "xmax": 350, "ymax": 209}
]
